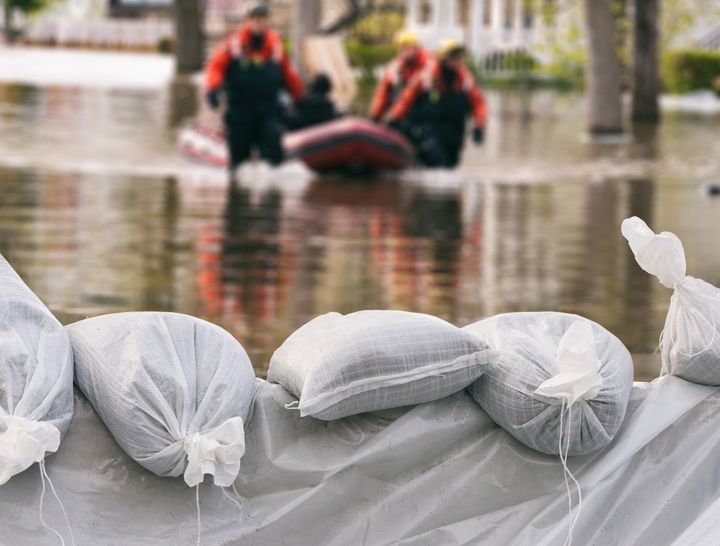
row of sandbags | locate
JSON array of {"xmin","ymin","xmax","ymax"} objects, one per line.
[
  {"xmin": 1, "ymin": 216, "xmax": 719, "ymax": 534},
  {"xmin": 269, "ymin": 309, "xmax": 633, "ymax": 456}
]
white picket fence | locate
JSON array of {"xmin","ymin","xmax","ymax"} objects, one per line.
[{"xmin": 24, "ymin": 17, "xmax": 173, "ymax": 50}]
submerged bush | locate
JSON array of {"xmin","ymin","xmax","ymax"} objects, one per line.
[
  {"xmin": 345, "ymin": 41, "xmax": 397, "ymax": 77},
  {"xmin": 345, "ymin": 10, "xmax": 403, "ymax": 76},
  {"xmin": 663, "ymin": 49, "xmax": 720, "ymax": 94}
]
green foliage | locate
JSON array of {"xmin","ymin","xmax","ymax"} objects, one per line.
[
  {"xmin": 281, "ymin": 36, "xmax": 293, "ymax": 56},
  {"xmin": 535, "ymin": 8, "xmax": 586, "ymax": 89},
  {"xmin": 662, "ymin": 49, "xmax": 720, "ymax": 93},
  {"xmin": 662, "ymin": 0, "xmax": 720, "ymax": 49},
  {"xmin": 526, "ymin": 0, "xmax": 720, "ymax": 92},
  {"xmin": 612, "ymin": 0, "xmax": 633, "ymax": 90},
  {"xmin": 538, "ymin": 0, "xmax": 559, "ymax": 26},
  {"xmin": 157, "ymin": 37, "xmax": 174, "ymax": 54},
  {"xmin": 468, "ymin": 51, "xmax": 575, "ymax": 91},
  {"xmin": 345, "ymin": 10, "xmax": 403, "ymax": 75},
  {"xmin": 8, "ymin": 0, "xmax": 51, "ymax": 15},
  {"xmin": 503, "ymin": 51, "xmax": 538, "ymax": 72},
  {"xmin": 345, "ymin": 41, "xmax": 397, "ymax": 76},
  {"xmin": 350, "ymin": 10, "xmax": 404, "ymax": 45}
]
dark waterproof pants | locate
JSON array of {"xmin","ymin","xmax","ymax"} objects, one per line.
[
  {"xmin": 225, "ymin": 112, "xmax": 285, "ymax": 169},
  {"xmin": 407, "ymin": 121, "xmax": 466, "ymax": 169}
]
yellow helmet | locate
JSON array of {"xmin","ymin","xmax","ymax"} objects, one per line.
[
  {"xmin": 438, "ymin": 38, "xmax": 466, "ymax": 58},
  {"xmin": 394, "ymin": 29, "xmax": 420, "ymax": 48}
]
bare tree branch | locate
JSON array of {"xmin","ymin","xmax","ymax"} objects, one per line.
[{"xmin": 319, "ymin": 0, "xmax": 405, "ymax": 35}]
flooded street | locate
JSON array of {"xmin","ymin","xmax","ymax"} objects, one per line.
[{"xmin": 1, "ymin": 51, "xmax": 719, "ymax": 379}]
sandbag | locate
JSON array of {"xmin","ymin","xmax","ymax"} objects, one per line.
[
  {"xmin": 267, "ymin": 310, "xmax": 493, "ymax": 420},
  {"xmin": 67, "ymin": 312, "xmax": 257, "ymax": 487},
  {"xmin": 463, "ymin": 312, "xmax": 633, "ymax": 456},
  {"xmin": 0, "ymin": 255, "xmax": 74, "ymax": 486},
  {"xmin": 622, "ymin": 216, "xmax": 720, "ymax": 385}
]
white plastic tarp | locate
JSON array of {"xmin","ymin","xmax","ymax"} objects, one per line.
[{"xmin": 1, "ymin": 376, "xmax": 719, "ymax": 546}]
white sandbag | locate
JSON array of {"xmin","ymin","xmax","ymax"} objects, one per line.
[
  {"xmin": 267, "ymin": 310, "xmax": 493, "ymax": 420},
  {"xmin": 0, "ymin": 255, "xmax": 74, "ymax": 486},
  {"xmin": 622, "ymin": 216, "xmax": 720, "ymax": 385},
  {"xmin": 67, "ymin": 312, "xmax": 257, "ymax": 487},
  {"xmin": 463, "ymin": 312, "xmax": 633, "ymax": 456}
]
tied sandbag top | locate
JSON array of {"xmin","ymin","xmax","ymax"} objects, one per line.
[
  {"xmin": 67, "ymin": 312, "xmax": 258, "ymax": 487},
  {"xmin": 534, "ymin": 320, "xmax": 603, "ymax": 406},
  {"xmin": 0, "ymin": 255, "xmax": 74, "ymax": 486},
  {"xmin": 463, "ymin": 312, "xmax": 634, "ymax": 456},
  {"xmin": 622, "ymin": 217, "xmax": 720, "ymax": 385},
  {"xmin": 621, "ymin": 216, "xmax": 686, "ymax": 289}
]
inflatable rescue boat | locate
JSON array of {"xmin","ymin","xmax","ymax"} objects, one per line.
[{"xmin": 179, "ymin": 117, "xmax": 414, "ymax": 173}]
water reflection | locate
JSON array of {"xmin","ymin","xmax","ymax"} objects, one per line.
[
  {"xmin": 168, "ymin": 77, "xmax": 198, "ymax": 129},
  {"xmin": 1, "ymin": 78, "xmax": 719, "ymax": 379}
]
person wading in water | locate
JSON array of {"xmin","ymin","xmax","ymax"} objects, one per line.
[
  {"xmin": 204, "ymin": 2, "xmax": 304, "ymax": 178},
  {"xmin": 387, "ymin": 39, "xmax": 487, "ymax": 168}
]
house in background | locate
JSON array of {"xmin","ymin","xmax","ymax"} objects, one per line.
[
  {"xmin": 404, "ymin": 0, "xmax": 720, "ymax": 65},
  {"xmin": 405, "ymin": 0, "xmax": 545, "ymax": 59}
]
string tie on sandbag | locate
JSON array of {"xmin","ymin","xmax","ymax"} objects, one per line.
[
  {"xmin": 1, "ymin": 413, "xmax": 74, "ymax": 545},
  {"xmin": 534, "ymin": 320, "xmax": 602, "ymax": 546},
  {"xmin": 38, "ymin": 459, "xmax": 76, "ymax": 546},
  {"xmin": 195, "ymin": 484, "xmax": 201, "ymax": 546}
]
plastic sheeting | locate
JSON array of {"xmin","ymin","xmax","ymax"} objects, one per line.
[{"xmin": 1, "ymin": 377, "xmax": 719, "ymax": 546}]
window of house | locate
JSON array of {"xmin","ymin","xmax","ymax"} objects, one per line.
[
  {"xmin": 420, "ymin": 0, "xmax": 433, "ymax": 24},
  {"xmin": 505, "ymin": 0, "xmax": 515, "ymax": 29},
  {"xmin": 483, "ymin": 0, "xmax": 492, "ymax": 25},
  {"xmin": 523, "ymin": 1, "xmax": 535, "ymax": 28},
  {"xmin": 458, "ymin": 0, "xmax": 471, "ymax": 25}
]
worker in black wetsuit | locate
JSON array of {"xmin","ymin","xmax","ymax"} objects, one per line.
[
  {"xmin": 388, "ymin": 39, "xmax": 487, "ymax": 168},
  {"xmin": 204, "ymin": 3, "xmax": 304, "ymax": 175}
]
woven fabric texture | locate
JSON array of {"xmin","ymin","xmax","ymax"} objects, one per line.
[
  {"xmin": 268, "ymin": 310, "xmax": 493, "ymax": 420},
  {"xmin": 463, "ymin": 312, "xmax": 633, "ymax": 456},
  {"xmin": 67, "ymin": 312, "xmax": 257, "ymax": 483},
  {"xmin": 0, "ymin": 255, "xmax": 74, "ymax": 483}
]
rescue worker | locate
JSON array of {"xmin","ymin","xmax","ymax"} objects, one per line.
[
  {"xmin": 368, "ymin": 29, "xmax": 431, "ymax": 122},
  {"xmin": 387, "ymin": 39, "xmax": 487, "ymax": 168},
  {"xmin": 286, "ymin": 73, "xmax": 339, "ymax": 131},
  {"xmin": 204, "ymin": 3, "xmax": 304, "ymax": 174}
]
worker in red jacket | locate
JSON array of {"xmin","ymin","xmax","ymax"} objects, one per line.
[
  {"xmin": 369, "ymin": 30, "xmax": 431, "ymax": 122},
  {"xmin": 388, "ymin": 39, "xmax": 486, "ymax": 168},
  {"xmin": 204, "ymin": 3, "xmax": 304, "ymax": 173}
]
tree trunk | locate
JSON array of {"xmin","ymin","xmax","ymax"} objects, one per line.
[
  {"xmin": 4, "ymin": 2, "xmax": 14, "ymax": 43},
  {"xmin": 174, "ymin": 0, "xmax": 204, "ymax": 75},
  {"xmin": 584, "ymin": 0, "xmax": 624, "ymax": 134},
  {"xmin": 632, "ymin": 0, "xmax": 661, "ymax": 122},
  {"xmin": 292, "ymin": 0, "xmax": 322, "ymax": 75}
]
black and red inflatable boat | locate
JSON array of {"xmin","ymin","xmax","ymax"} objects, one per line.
[{"xmin": 179, "ymin": 117, "xmax": 414, "ymax": 173}]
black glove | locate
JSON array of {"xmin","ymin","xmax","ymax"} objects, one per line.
[
  {"xmin": 472, "ymin": 126, "xmax": 485, "ymax": 145},
  {"xmin": 206, "ymin": 89, "xmax": 221, "ymax": 111},
  {"xmin": 386, "ymin": 119, "xmax": 403, "ymax": 132}
]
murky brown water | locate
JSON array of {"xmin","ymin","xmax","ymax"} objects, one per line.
[{"xmin": 1, "ymin": 72, "xmax": 719, "ymax": 379}]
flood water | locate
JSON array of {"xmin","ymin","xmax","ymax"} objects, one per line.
[{"xmin": 1, "ymin": 51, "xmax": 719, "ymax": 379}]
